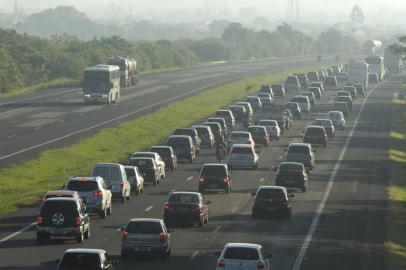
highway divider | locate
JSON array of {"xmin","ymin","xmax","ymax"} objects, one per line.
[{"xmin": 0, "ymin": 65, "xmax": 322, "ymax": 217}]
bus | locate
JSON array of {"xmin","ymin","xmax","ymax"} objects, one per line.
[
  {"xmin": 365, "ymin": 55, "xmax": 384, "ymax": 81},
  {"xmin": 82, "ymin": 65, "xmax": 120, "ymax": 105}
]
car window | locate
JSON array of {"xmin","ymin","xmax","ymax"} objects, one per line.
[
  {"xmin": 305, "ymin": 128, "xmax": 324, "ymax": 135},
  {"xmin": 93, "ymin": 167, "xmax": 109, "ymax": 182},
  {"xmin": 128, "ymin": 159, "xmax": 153, "ymax": 168},
  {"xmin": 223, "ymin": 247, "xmax": 259, "ymax": 260},
  {"xmin": 110, "ymin": 167, "xmax": 120, "ymax": 181},
  {"xmin": 256, "ymin": 189, "xmax": 285, "ymax": 200},
  {"xmin": 167, "ymin": 137, "xmax": 189, "ymax": 146},
  {"xmin": 248, "ymin": 127, "xmax": 265, "ymax": 134},
  {"xmin": 168, "ymin": 194, "xmax": 199, "ymax": 203},
  {"xmin": 279, "ymin": 163, "xmax": 303, "ymax": 171},
  {"xmin": 41, "ymin": 201, "xmax": 77, "ymax": 216},
  {"xmin": 230, "ymin": 133, "xmax": 249, "ymax": 139},
  {"xmin": 67, "ymin": 180, "xmax": 98, "ymax": 192},
  {"xmin": 231, "ymin": 147, "xmax": 253, "ymax": 154},
  {"xmin": 201, "ymin": 166, "xmax": 226, "ymax": 177},
  {"xmin": 126, "ymin": 221, "xmax": 162, "ymax": 234},
  {"xmin": 289, "ymin": 145, "xmax": 310, "ymax": 154},
  {"xmin": 125, "ymin": 169, "xmax": 135, "ymax": 177},
  {"xmin": 291, "ymin": 97, "xmax": 308, "ymax": 103},
  {"xmin": 59, "ymin": 253, "xmax": 101, "ymax": 270}
]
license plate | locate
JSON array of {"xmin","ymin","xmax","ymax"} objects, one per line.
[
  {"xmin": 286, "ymin": 180, "xmax": 295, "ymax": 184},
  {"xmin": 52, "ymin": 229, "xmax": 66, "ymax": 235},
  {"xmin": 177, "ymin": 207, "xmax": 188, "ymax": 212},
  {"xmin": 209, "ymin": 184, "xmax": 218, "ymax": 188},
  {"xmin": 135, "ymin": 246, "xmax": 151, "ymax": 252},
  {"xmin": 266, "ymin": 207, "xmax": 276, "ymax": 211}
]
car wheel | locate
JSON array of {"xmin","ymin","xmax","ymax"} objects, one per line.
[
  {"xmin": 204, "ymin": 215, "xmax": 209, "ymax": 224},
  {"xmin": 252, "ymin": 210, "xmax": 259, "ymax": 219},
  {"xmin": 153, "ymin": 180, "xmax": 157, "ymax": 186},
  {"xmin": 135, "ymin": 187, "xmax": 140, "ymax": 196},
  {"xmin": 161, "ymin": 252, "xmax": 168, "ymax": 261},
  {"xmin": 121, "ymin": 195, "xmax": 125, "ymax": 203},
  {"xmin": 302, "ymin": 186, "xmax": 307, "ymax": 193},
  {"xmin": 100, "ymin": 207, "xmax": 107, "ymax": 219},
  {"xmin": 76, "ymin": 232, "xmax": 84, "ymax": 243},
  {"xmin": 253, "ymin": 163, "xmax": 259, "ymax": 170},
  {"xmin": 225, "ymin": 186, "xmax": 231, "ymax": 194},
  {"xmin": 85, "ymin": 226, "xmax": 91, "ymax": 239},
  {"xmin": 107, "ymin": 204, "xmax": 112, "ymax": 215}
]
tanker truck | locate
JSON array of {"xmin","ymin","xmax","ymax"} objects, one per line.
[{"xmin": 107, "ymin": 56, "xmax": 138, "ymax": 88}]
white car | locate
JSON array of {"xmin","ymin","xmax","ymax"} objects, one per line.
[
  {"xmin": 130, "ymin": 152, "xmax": 166, "ymax": 179},
  {"xmin": 327, "ymin": 111, "xmax": 345, "ymax": 130},
  {"xmin": 124, "ymin": 166, "xmax": 144, "ymax": 195},
  {"xmin": 228, "ymin": 131, "xmax": 255, "ymax": 149},
  {"xmin": 215, "ymin": 243, "xmax": 271, "ymax": 270},
  {"xmin": 258, "ymin": 119, "xmax": 281, "ymax": 140},
  {"xmin": 227, "ymin": 144, "xmax": 259, "ymax": 169}
]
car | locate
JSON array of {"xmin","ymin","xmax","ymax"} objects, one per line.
[
  {"xmin": 227, "ymin": 144, "xmax": 259, "ymax": 170},
  {"xmin": 198, "ymin": 163, "xmax": 232, "ymax": 193},
  {"xmin": 295, "ymin": 73, "xmax": 309, "ymax": 88},
  {"xmin": 309, "ymin": 81, "xmax": 324, "ymax": 93},
  {"xmin": 166, "ymin": 135, "xmax": 196, "ymax": 163},
  {"xmin": 336, "ymin": 72, "xmax": 348, "ymax": 82},
  {"xmin": 207, "ymin": 117, "xmax": 228, "ymax": 138},
  {"xmin": 332, "ymin": 102, "xmax": 349, "ymax": 117},
  {"xmin": 307, "ymin": 87, "xmax": 321, "ymax": 100},
  {"xmin": 202, "ymin": 122, "xmax": 224, "ymax": 142},
  {"xmin": 173, "ymin": 128, "xmax": 201, "ymax": 154},
  {"xmin": 316, "ymin": 70, "xmax": 326, "ymax": 80},
  {"xmin": 343, "ymin": 86, "xmax": 357, "ymax": 99},
  {"xmin": 247, "ymin": 125, "xmax": 269, "ymax": 146},
  {"xmin": 312, "ymin": 119, "xmax": 335, "ymax": 137},
  {"xmin": 128, "ymin": 157, "xmax": 161, "ymax": 186},
  {"xmin": 251, "ymin": 186, "xmax": 293, "ymax": 219},
  {"xmin": 39, "ymin": 190, "xmax": 81, "ymax": 210},
  {"xmin": 290, "ymin": 95, "xmax": 311, "ymax": 113},
  {"xmin": 324, "ymin": 76, "xmax": 338, "ymax": 91},
  {"xmin": 328, "ymin": 111, "xmax": 345, "ymax": 130},
  {"xmin": 121, "ymin": 218, "xmax": 171, "ymax": 261},
  {"xmin": 284, "ymin": 102, "xmax": 301, "ymax": 118},
  {"xmin": 331, "ymin": 65, "xmax": 341, "ymax": 74},
  {"xmin": 90, "ymin": 163, "xmax": 131, "ymax": 203},
  {"xmin": 130, "ymin": 152, "xmax": 166, "ymax": 179},
  {"xmin": 228, "ymin": 131, "xmax": 255, "ymax": 149},
  {"xmin": 301, "ymin": 91, "xmax": 316, "ymax": 105},
  {"xmin": 274, "ymin": 162, "xmax": 308, "ymax": 192},
  {"xmin": 335, "ymin": 96, "xmax": 353, "ymax": 111},
  {"xmin": 235, "ymin": 102, "xmax": 253, "ymax": 118},
  {"xmin": 258, "ymin": 83, "xmax": 274, "ymax": 97},
  {"xmin": 191, "ymin": 125, "xmax": 214, "ymax": 148},
  {"xmin": 303, "ymin": 125, "xmax": 327, "ymax": 147},
  {"xmin": 214, "ymin": 110, "xmax": 235, "ymax": 129},
  {"xmin": 286, "ymin": 143, "xmax": 315, "ymax": 171},
  {"xmin": 353, "ymin": 83, "xmax": 365, "ymax": 97},
  {"xmin": 150, "ymin": 145, "xmax": 178, "ymax": 171},
  {"xmin": 326, "ymin": 67, "xmax": 334, "ymax": 76},
  {"xmin": 257, "ymin": 93, "xmax": 274, "ymax": 112},
  {"xmin": 36, "ymin": 197, "xmax": 90, "ymax": 244},
  {"xmin": 307, "ymin": 71, "xmax": 319, "ymax": 82},
  {"xmin": 124, "ymin": 166, "xmax": 144, "ymax": 195},
  {"xmin": 57, "ymin": 248, "xmax": 114, "ymax": 270},
  {"xmin": 228, "ymin": 105, "xmax": 246, "ymax": 123},
  {"xmin": 215, "ymin": 243, "xmax": 272, "ymax": 270},
  {"xmin": 271, "ymin": 84, "xmax": 285, "ymax": 97},
  {"xmin": 246, "ymin": 96, "xmax": 262, "ymax": 112},
  {"xmin": 163, "ymin": 191, "xmax": 210, "ymax": 227},
  {"xmin": 368, "ymin": 73, "xmax": 379, "ymax": 83},
  {"xmin": 64, "ymin": 176, "xmax": 113, "ymax": 218},
  {"xmin": 285, "ymin": 75, "xmax": 300, "ymax": 92},
  {"xmin": 336, "ymin": 90, "xmax": 351, "ymax": 98},
  {"xmin": 257, "ymin": 119, "xmax": 281, "ymax": 140}
]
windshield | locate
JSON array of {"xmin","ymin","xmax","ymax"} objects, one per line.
[
  {"xmin": 231, "ymin": 147, "xmax": 253, "ymax": 154},
  {"xmin": 291, "ymin": 97, "xmax": 308, "ymax": 103},
  {"xmin": 224, "ymin": 247, "xmax": 259, "ymax": 260},
  {"xmin": 167, "ymin": 138, "xmax": 190, "ymax": 147},
  {"xmin": 83, "ymin": 71, "xmax": 110, "ymax": 92},
  {"xmin": 59, "ymin": 253, "xmax": 101, "ymax": 270},
  {"xmin": 365, "ymin": 57, "xmax": 382, "ymax": 65},
  {"xmin": 150, "ymin": 147, "xmax": 171, "ymax": 156},
  {"xmin": 289, "ymin": 145, "xmax": 310, "ymax": 154},
  {"xmin": 305, "ymin": 128, "xmax": 324, "ymax": 135},
  {"xmin": 126, "ymin": 221, "xmax": 162, "ymax": 234},
  {"xmin": 286, "ymin": 77, "xmax": 297, "ymax": 84},
  {"xmin": 201, "ymin": 165, "xmax": 226, "ymax": 177},
  {"xmin": 329, "ymin": 113, "xmax": 342, "ymax": 120},
  {"xmin": 259, "ymin": 120, "xmax": 277, "ymax": 126},
  {"xmin": 279, "ymin": 163, "xmax": 303, "ymax": 171},
  {"xmin": 313, "ymin": 120, "xmax": 331, "ymax": 126},
  {"xmin": 324, "ymin": 78, "xmax": 337, "ymax": 86}
]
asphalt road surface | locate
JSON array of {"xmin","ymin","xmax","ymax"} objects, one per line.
[
  {"xmin": 0, "ymin": 56, "xmax": 347, "ymax": 168},
  {"xmin": 0, "ymin": 72, "xmax": 399, "ymax": 270}
]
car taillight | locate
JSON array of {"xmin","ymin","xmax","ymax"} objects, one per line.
[
  {"xmin": 93, "ymin": 191, "xmax": 103, "ymax": 196},
  {"xmin": 159, "ymin": 232, "xmax": 166, "ymax": 239},
  {"xmin": 199, "ymin": 177, "xmax": 205, "ymax": 183},
  {"xmin": 257, "ymin": 260, "xmax": 265, "ymax": 269},
  {"xmin": 75, "ymin": 217, "xmax": 81, "ymax": 226},
  {"xmin": 223, "ymin": 177, "xmax": 229, "ymax": 184},
  {"xmin": 122, "ymin": 229, "xmax": 128, "ymax": 240},
  {"xmin": 247, "ymin": 139, "xmax": 252, "ymax": 144},
  {"xmin": 120, "ymin": 181, "xmax": 124, "ymax": 188},
  {"xmin": 165, "ymin": 203, "xmax": 174, "ymax": 211},
  {"xmin": 36, "ymin": 216, "xmax": 43, "ymax": 225},
  {"xmin": 218, "ymin": 259, "xmax": 225, "ymax": 268},
  {"xmin": 193, "ymin": 205, "xmax": 201, "ymax": 212},
  {"xmin": 272, "ymin": 127, "xmax": 277, "ymax": 131}
]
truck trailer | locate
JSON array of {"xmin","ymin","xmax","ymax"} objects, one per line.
[
  {"xmin": 107, "ymin": 56, "xmax": 138, "ymax": 88},
  {"xmin": 348, "ymin": 61, "xmax": 369, "ymax": 89},
  {"xmin": 384, "ymin": 48, "xmax": 403, "ymax": 74}
]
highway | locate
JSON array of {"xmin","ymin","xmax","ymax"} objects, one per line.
[
  {"xmin": 0, "ymin": 70, "xmax": 398, "ymax": 270},
  {"xmin": 0, "ymin": 56, "xmax": 344, "ymax": 168}
]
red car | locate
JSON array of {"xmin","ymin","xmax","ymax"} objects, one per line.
[{"xmin": 271, "ymin": 84, "xmax": 286, "ymax": 97}]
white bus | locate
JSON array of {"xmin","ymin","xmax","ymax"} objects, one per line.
[
  {"xmin": 82, "ymin": 65, "xmax": 120, "ymax": 105},
  {"xmin": 365, "ymin": 55, "xmax": 385, "ymax": 81},
  {"xmin": 348, "ymin": 61, "xmax": 369, "ymax": 89}
]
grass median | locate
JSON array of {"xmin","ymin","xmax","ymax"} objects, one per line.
[
  {"xmin": 0, "ymin": 65, "xmax": 321, "ymax": 217},
  {"xmin": 385, "ymin": 87, "xmax": 406, "ymax": 269}
]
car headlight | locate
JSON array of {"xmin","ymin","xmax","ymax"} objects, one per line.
[{"xmin": 84, "ymin": 94, "xmax": 90, "ymax": 98}]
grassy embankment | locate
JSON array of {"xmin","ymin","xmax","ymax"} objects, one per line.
[
  {"xmin": 385, "ymin": 84, "xmax": 406, "ymax": 269},
  {"xmin": 0, "ymin": 65, "xmax": 321, "ymax": 217}
]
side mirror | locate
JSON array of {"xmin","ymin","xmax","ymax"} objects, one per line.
[
  {"xmin": 214, "ymin": 251, "xmax": 221, "ymax": 256},
  {"xmin": 167, "ymin": 227, "xmax": 174, "ymax": 233},
  {"xmin": 56, "ymin": 259, "xmax": 61, "ymax": 264},
  {"xmin": 271, "ymin": 166, "xmax": 278, "ymax": 172},
  {"xmin": 284, "ymin": 148, "xmax": 288, "ymax": 152},
  {"xmin": 251, "ymin": 191, "xmax": 256, "ymax": 196},
  {"xmin": 288, "ymin": 193, "xmax": 295, "ymax": 198},
  {"xmin": 206, "ymin": 200, "xmax": 212, "ymax": 204},
  {"xmin": 267, "ymin": 253, "xmax": 273, "ymax": 259},
  {"xmin": 107, "ymin": 184, "xmax": 113, "ymax": 190},
  {"xmin": 120, "ymin": 224, "xmax": 127, "ymax": 231}
]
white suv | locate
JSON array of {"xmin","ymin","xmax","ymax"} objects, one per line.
[{"xmin": 215, "ymin": 243, "xmax": 272, "ymax": 270}]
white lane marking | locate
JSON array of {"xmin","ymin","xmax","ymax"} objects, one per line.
[
  {"xmin": 0, "ymin": 78, "xmax": 234, "ymax": 162},
  {"xmin": 35, "ymin": 127, "xmax": 42, "ymax": 130},
  {"xmin": 231, "ymin": 206, "xmax": 238, "ymax": 213},
  {"xmin": 145, "ymin": 206, "xmax": 153, "ymax": 212},
  {"xmin": 0, "ymin": 222, "xmax": 36, "ymax": 244},
  {"xmin": 57, "ymin": 120, "xmax": 65, "ymax": 123},
  {"xmin": 0, "ymin": 88, "xmax": 80, "ymax": 106},
  {"xmin": 212, "ymin": 226, "xmax": 221, "ymax": 234},
  {"xmin": 186, "ymin": 176, "xmax": 193, "ymax": 181},
  {"xmin": 259, "ymin": 177, "xmax": 265, "ymax": 183},
  {"xmin": 291, "ymin": 81, "xmax": 383, "ymax": 270},
  {"xmin": 278, "ymin": 155, "xmax": 283, "ymax": 160},
  {"xmin": 190, "ymin": 251, "xmax": 199, "ymax": 259},
  {"xmin": 7, "ymin": 135, "xmax": 16, "ymax": 139}
]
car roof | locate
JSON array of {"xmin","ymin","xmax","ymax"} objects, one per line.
[
  {"xmin": 289, "ymin": 143, "xmax": 310, "ymax": 147},
  {"xmin": 128, "ymin": 218, "xmax": 162, "ymax": 223},
  {"xmin": 314, "ymin": 118, "xmax": 332, "ymax": 122},
  {"xmin": 248, "ymin": 125, "xmax": 266, "ymax": 129},
  {"xmin": 94, "ymin": 163, "xmax": 123, "ymax": 168},
  {"xmin": 307, "ymin": 125, "xmax": 325, "ymax": 130},
  {"xmin": 151, "ymin": 145, "xmax": 172, "ymax": 149},
  {"xmin": 170, "ymin": 191, "xmax": 201, "ymax": 196},
  {"xmin": 45, "ymin": 197, "xmax": 78, "ymax": 202},
  {"xmin": 257, "ymin": 186, "xmax": 286, "ymax": 191},
  {"xmin": 132, "ymin": 151, "xmax": 157, "ymax": 155},
  {"xmin": 168, "ymin": 135, "xmax": 192, "ymax": 139},
  {"xmin": 124, "ymin": 165, "xmax": 136, "ymax": 170},
  {"xmin": 70, "ymin": 176, "xmax": 100, "ymax": 182},
  {"xmin": 279, "ymin": 162, "xmax": 303, "ymax": 166},
  {"xmin": 202, "ymin": 163, "xmax": 226, "ymax": 167},
  {"xmin": 231, "ymin": 131, "xmax": 250, "ymax": 134},
  {"xmin": 129, "ymin": 157, "xmax": 155, "ymax": 161},
  {"xmin": 45, "ymin": 190, "xmax": 77, "ymax": 196},
  {"xmin": 231, "ymin": 144, "xmax": 253, "ymax": 148},
  {"xmin": 328, "ymin": 110, "xmax": 343, "ymax": 115},
  {"xmin": 65, "ymin": 248, "xmax": 105, "ymax": 255},
  {"xmin": 224, "ymin": 243, "xmax": 262, "ymax": 249}
]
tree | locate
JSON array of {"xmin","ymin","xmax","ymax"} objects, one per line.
[{"xmin": 350, "ymin": 5, "xmax": 364, "ymax": 24}]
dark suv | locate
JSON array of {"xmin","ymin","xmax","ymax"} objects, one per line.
[
  {"xmin": 198, "ymin": 163, "xmax": 231, "ymax": 193},
  {"xmin": 251, "ymin": 186, "xmax": 293, "ymax": 219},
  {"xmin": 166, "ymin": 135, "xmax": 196, "ymax": 163},
  {"xmin": 303, "ymin": 126, "xmax": 327, "ymax": 147},
  {"xmin": 173, "ymin": 128, "xmax": 201, "ymax": 154},
  {"xmin": 36, "ymin": 197, "xmax": 90, "ymax": 244},
  {"xmin": 274, "ymin": 162, "xmax": 308, "ymax": 192}
]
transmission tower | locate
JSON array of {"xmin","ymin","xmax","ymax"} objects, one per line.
[{"xmin": 286, "ymin": 0, "xmax": 300, "ymax": 20}]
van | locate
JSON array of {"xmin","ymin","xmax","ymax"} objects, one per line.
[
  {"xmin": 90, "ymin": 163, "xmax": 131, "ymax": 203},
  {"xmin": 285, "ymin": 76, "xmax": 300, "ymax": 92},
  {"xmin": 166, "ymin": 135, "xmax": 196, "ymax": 163}
]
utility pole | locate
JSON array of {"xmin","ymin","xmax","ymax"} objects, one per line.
[{"xmin": 286, "ymin": 0, "xmax": 300, "ymax": 20}]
